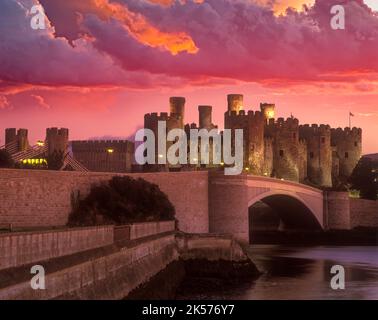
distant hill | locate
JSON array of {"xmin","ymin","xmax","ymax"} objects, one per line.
[{"xmin": 363, "ymin": 153, "xmax": 378, "ymax": 161}]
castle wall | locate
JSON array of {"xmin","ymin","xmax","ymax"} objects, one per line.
[
  {"xmin": 0, "ymin": 169, "xmax": 209, "ymax": 234},
  {"xmin": 331, "ymin": 127, "xmax": 362, "ymax": 179},
  {"xmin": 71, "ymin": 140, "xmax": 134, "ymax": 173}
]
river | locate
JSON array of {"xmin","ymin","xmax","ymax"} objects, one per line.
[{"xmin": 178, "ymin": 245, "xmax": 378, "ymax": 300}]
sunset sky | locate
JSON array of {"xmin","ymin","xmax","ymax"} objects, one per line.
[{"xmin": 0, "ymin": 0, "xmax": 377, "ymax": 154}]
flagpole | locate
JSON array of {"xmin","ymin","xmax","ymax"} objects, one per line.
[{"xmin": 349, "ymin": 112, "xmax": 351, "ymax": 128}]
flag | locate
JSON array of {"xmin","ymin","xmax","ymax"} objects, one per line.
[{"xmin": 350, "ymin": 112, "xmax": 355, "ymax": 117}]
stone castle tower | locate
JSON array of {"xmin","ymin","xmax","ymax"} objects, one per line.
[
  {"xmin": 331, "ymin": 127, "xmax": 362, "ymax": 180},
  {"xmin": 299, "ymin": 124, "xmax": 332, "ymax": 187},
  {"xmin": 5, "ymin": 128, "xmax": 29, "ymax": 154},
  {"xmin": 45, "ymin": 127, "xmax": 69, "ymax": 156},
  {"xmin": 144, "ymin": 97, "xmax": 186, "ymax": 171}
]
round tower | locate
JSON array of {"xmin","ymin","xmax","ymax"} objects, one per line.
[
  {"xmin": 198, "ymin": 105, "xmax": 212, "ymax": 129},
  {"xmin": 169, "ymin": 97, "xmax": 185, "ymax": 128},
  {"xmin": 46, "ymin": 128, "xmax": 69, "ymax": 156},
  {"xmin": 17, "ymin": 129, "xmax": 29, "ymax": 152},
  {"xmin": 260, "ymin": 103, "xmax": 276, "ymax": 122},
  {"xmin": 247, "ymin": 111, "xmax": 265, "ymax": 175},
  {"xmin": 227, "ymin": 94, "xmax": 244, "ymax": 114},
  {"xmin": 299, "ymin": 124, "xmax": 332, "ymax": 187},
  {"xmin": 331, "ymin": 127, "xmax": 362, "ymax": 179},
  {"xmin": 5, "ymin": 128, "xmax": 16, "ymax": 146},
  {"xmin": 5, "ymin": 128, "xmax": 28, "ymax": 154},
  {"xmin": 272, "ymin": 118, "xmax": 300, "ymax": 182}
]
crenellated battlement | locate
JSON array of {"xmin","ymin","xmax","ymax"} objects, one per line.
[
  {"xmin": 71, "ymin": 140, "xmax": 133, "ymax": 145},
  {"xmin": 267, "ymin": 117, "xmax": 299, "ymax": 131},
  {"xmin": 299, "ymin": 124, "xmax": 331, "ymax": 137},
  {"xmin": 144, "ymin": 112, "xmax": 183, "ymax": 122},
  {"xmin": 331, "ymin": 127, "xmax": 362, "ymax": 140},
  {"xmin": 71, "ymin": 140, "xmax": 133, "ymax": 153},
  {"xmin": 46, "ymin": 127, "xmax": 69, "ymax": 137},
  {"xmin": 225, "ymin": 109, "xmax": 265, "ymax": 122}
]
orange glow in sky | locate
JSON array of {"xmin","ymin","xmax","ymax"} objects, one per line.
[{"xmin": 93, "ymin": 0, "xmax": 198, "ymax": 55}]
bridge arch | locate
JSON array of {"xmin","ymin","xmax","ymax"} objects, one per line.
[
  {"xmin": 209, "ymin": 174, "xmax": 325, "ymax": 242},
  {"xmin": 248, "ymin": 190, "xmax": 323, "ymax": 233}
]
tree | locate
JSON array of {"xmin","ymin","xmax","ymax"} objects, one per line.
[
  {"xmin": 68, "ymin": 176, "xmax": 176, "ymax": 226},
  {"xmin": 0, "ymin": 149, "xmax": 14, "ymax": 168},
  {"xmin": 349, "ymin": 157, "xmax": 377, "ymax": 200}
]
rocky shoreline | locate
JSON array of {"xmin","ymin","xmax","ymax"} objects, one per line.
[
  {"xmin": 126, "ymin": 233, "xmax": 261, "ymax": 300},
  {"xmin": 126, "ymin": 258, "xmax": 260, "ymax": 300}
]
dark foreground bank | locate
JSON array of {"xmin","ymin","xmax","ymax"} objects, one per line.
[{"xmin": 126, "ymin": 258, "xmax": 261, "ymax": 300}]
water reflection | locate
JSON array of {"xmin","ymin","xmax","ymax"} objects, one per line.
[{"xmin": 178, "ymin": 245, "xmax": 378, "ymax": 300}]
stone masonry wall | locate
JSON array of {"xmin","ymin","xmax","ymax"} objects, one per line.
[
  {"xmin": 350, "ymin": 198, "xmax": 378, "ymax": 228},
  {"xmin": 0, "ymin": 169, "xmax": 209, "ymax": 234},
  {"xmin": 0, "ymin": 234, "xmax": 178, "ymax": 300},
  {"xmin": 0, "ymin": 226, "xmax": 114, "ymax": 271}
]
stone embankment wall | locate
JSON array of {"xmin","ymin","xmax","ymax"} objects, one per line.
[
  {"xmin": 0, "ymin": 169, "xmax": 209, "ymax": 234},
  {"xmin": 0, "ymin": 223, "xmax": 253, "ymax": 300}
]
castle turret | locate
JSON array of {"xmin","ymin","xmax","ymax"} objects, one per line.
[
  {"xmin": 227, "ymin": 94, "xmax": 244, "ymax": 114},
  {"xmin": 5, "ymin": 128, "xmax": 29, "ymax": 154},
  {"xmin": 198, "ymin": 105, "xmax": 213, "ymax": 130},
  {"xmin": 169, "ymin": 97, "xmax": 185, "ymax": 128},
  {"xmin": 46, "ymin": 128, "xmax": 69, "ymax": 156},
  {"xmin": 260, "ymin": 103, "xmax": 275, "ymax": 122},
  {"xmin": 247, "ymin": 111, "xmax": 265, "ymax": 175},
  {"xmin": 268, "ymin": 117, "xmax": 300, "ymax": 182},
  {"xmin": 144, "ymin": 97, "xmax": 187, "ymax": 172},
  {"xmin": 331, "ymin": 127, "xmax": 362, "ymax": 179},
  {"xmin": 5, "ymin": 128, "xmax": 16, "ymax": 146},
  {"xmin": 299, "ymin": 124, "xmax": 332, "ymax": 187}
]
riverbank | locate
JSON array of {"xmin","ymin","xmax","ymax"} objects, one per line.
[
  {"xmin": 126, "ymin": 233, "xmax": 260, "ymax": 300},
  {"xmin": 250, "ymin": 228, "xmax": 378, "ymax": 246},
  {"xmin": 0, "ymin": 225, "xmax": 260, "ymax": 300}
]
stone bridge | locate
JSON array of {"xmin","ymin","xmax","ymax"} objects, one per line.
[
  {"xmin": 0, "ymin": 170, "xmax": 375, "ymax": 243},
  {"xmin": 209, "ymin": 173, "xmax": 326, "ymax": 241}
]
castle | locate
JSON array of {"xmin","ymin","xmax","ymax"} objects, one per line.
[
  {"xmin": 2, "ymin": 94, "xmax": 362, "ymax": 187},
  {"xmin": 144, "ymin": 95, "xmax": 362, "ymax": 188}
]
